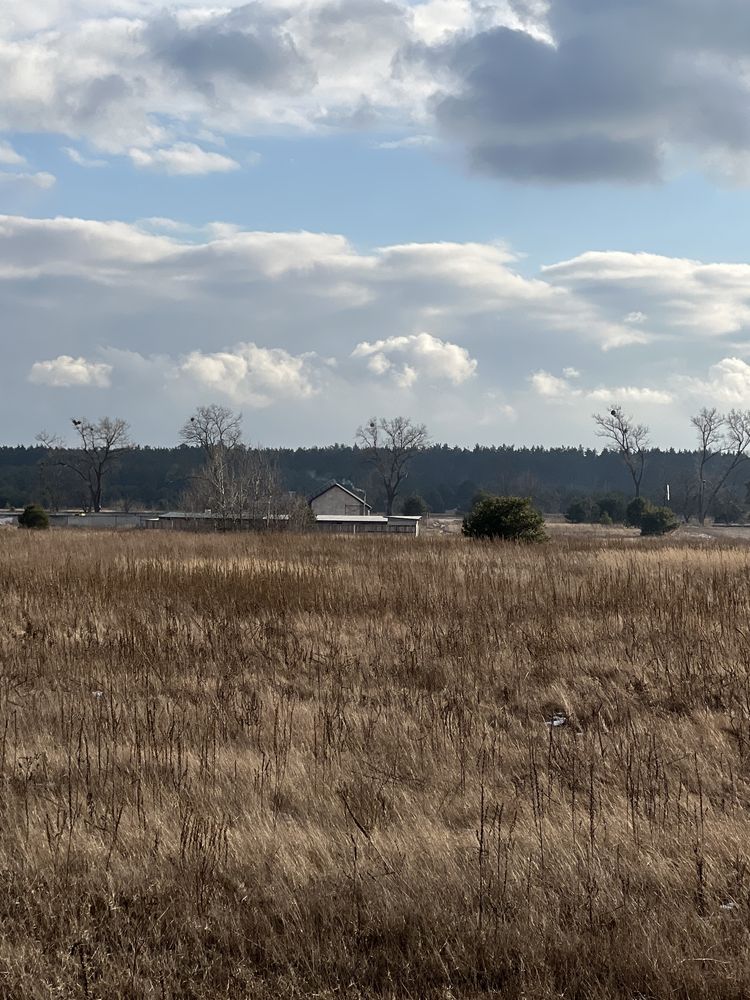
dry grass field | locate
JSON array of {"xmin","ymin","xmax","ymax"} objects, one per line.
[{"xmin": 3, "ymin": 529, "xmax": 750, "ymax": 998}]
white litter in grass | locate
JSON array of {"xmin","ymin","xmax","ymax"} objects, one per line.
[
  {"xmin": 545, "ymin": 713, "xmax": 567, "ymax": 728},
  {"xmin": 720, "ymin": 901, "xmax": 739, "ymax": 911},
  {"xmin": 92, "ymin": 690, "xmax": 104, "ymax": 698}
]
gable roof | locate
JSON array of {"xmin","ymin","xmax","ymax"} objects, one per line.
[{"xmin": 308, "ymin": 482, "xmax": 372, "ymax": 509}]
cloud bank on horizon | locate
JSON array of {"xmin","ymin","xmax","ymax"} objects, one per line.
[
  {"xmin": 2, "ymin": 213, "xmax": 750, "ymax": 448},
  {"xmin": 3, "ymin": 0, "xmax": 750, "ymax": 446}
]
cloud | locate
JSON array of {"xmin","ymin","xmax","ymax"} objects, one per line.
[
  {"xmin": 677, "ymin": 357, "xmax": 750, "ymax": 404},
  {"xmin": 543, "ymin": 251, "xmax": 750, "ymax": 340},
  {"xmin": 0, "ymin": 0, "xmax": 429, "ymax": 155},
  {"xmin": 29, "ymin": 355, "xmax": 112, "ymax": 388},
  {"xmin": 9, "ymin": 211, "xmax": 750, "ymax": 446},
  {"xmin": 179, "ymin": 343, "xmax": 325, "ymax": 405},
  {"xmin": 376, "ymin": 135, "xmax": 435, "ymax": 149},
  {"xmin": 6, "ymin": 0, "xmax": 750, "ymax": 187},
  {"xmin": 353, "ymin": 332, "xmax": 477, "ymax": 387},
  {"xmin": 141, "ymin": 8, "xmax": 315, "ymax": 95},
  {"xmin": 128, "ymin": 143, "xmax": 240, "ymax": 175},
  {"xmin": 0, "ymin": 141, "xmax": 25, "ymax": 166},
  {"xmin": 531, "ymin": 370, "xmax": 673, "ymax": 405},
  {"xmin": 587, "ymin": 386, "xmax": 674, "ymax": 405},
  {"xmin": 64, "ymin": 147, "xmax": 107, "ymax": 168},
  {"xmin": 428, "ymin": 0, "xmax": 750, "ymax": 183},
  {"xmin": 0, "ymin": 0, "xmax": 532, "ymax": 164},
  {"xmin": 531, "ymin": 370, "xmax": 576, "ymax": 400},
  {"xmin": 0, "ymin": 170, "xmax": 55, "ymax": 189}
]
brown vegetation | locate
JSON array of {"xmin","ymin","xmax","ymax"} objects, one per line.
[{"xmin": 2, "ymin": 530, "xmax": 750, "ymax": 997}]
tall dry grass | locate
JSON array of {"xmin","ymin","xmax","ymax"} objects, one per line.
[{"xmin": 1, "ymin": 529, "xmax": 750, "ymax": 997}]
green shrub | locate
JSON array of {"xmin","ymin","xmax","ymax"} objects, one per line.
[
  {"xmin": 595, "ymin": 492, "xmax": 628, "ymax": 524},
  {"xmin": 469, "ymin": 489, "xmax": 493, "ymax": 512},
  {"xmin": 17, "ymin": 504, "xmax": 49, "ymax": 530},
  {"xmin": 640, "ymin": 506, "xmax": 679, "ymax": 536},
  {"xmin": 462, "ymin": 496, "xmax": 547, "ymax": 543},
  {"xmin": 401, "ymin": 495, "xmax": 429, "ymax": 516},
  {"xmin": 564, "ymin": 499, "xmax": 591, "ymax": 523},
  {"xmin": 625, "ymin": 496, "xmax": 649, "ymax": 528},
  {"xmin": 597, "ymin": 511, "xmax": 613, "ymax": 526}
]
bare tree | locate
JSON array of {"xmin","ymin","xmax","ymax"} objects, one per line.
[
  {"xmin": 180, "ymin": 405, "xmax": 243, "ymax": 517},
  {"xmin": 593, "ymin": 405, "xmax": 649, "ymax": 497},
  {"xmin": 180, "ymin": 405, "xmax": 283, "ymax": 522},
  {"xmin": 692, "ymin": 407, "xmax": 725, "ymax": 524},
  {"xmin": 37, "ymin": 418, "xmax": 132, "ymax": 512},
  {"xmin": 179, "ymin": 404, "xmax": 242, "ymax": 457},
  {"xmin": 355, "ymin": 416, "xmax": 429, "ymax": 515},
  {"xmin": 691, "ymin": 407, "xmax": 750, "ymax": 524},
  {"xmin": 669, "ymin": 470, "xmax": 700, "ymax": 524},
  {"xmin": 35, "ymin": 431, "xmax": 72, "ymax": 511},
  {"xmin": 183, "ymin": 445, "xmax": 281, "ymax": 520}
]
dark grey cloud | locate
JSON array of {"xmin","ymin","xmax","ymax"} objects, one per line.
[
  {"xmin": 69, "ymin": 74, "xmax": 133, "ymax": 123},
  {"xmin": 470, "ymin": 136, "xmax": 660, "ymax": 184},
  {"xmin": 144, "ymin": 5, "xmax": 315, "ymax": 97},
  {"xmin": 429, "ymin": 0, "xmax": 750, "ymax": 183}
]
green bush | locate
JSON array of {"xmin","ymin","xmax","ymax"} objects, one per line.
[
  {"xmin": 401, "ymin": 495, "xmax": 429, "ymax": 516},
  {"xmin": 462, "ymin": 496, "xmax": 547, "ymax": 543},
  {"xmin": 597, "ymin": 511, "xmax": 613, "ymax": 526},
  {"xmin": 625, "ymin": 496, "xmax": 649, "ymax": 528},
  {"xmin": 17, "ymin": 504, "xmax": 49, "ymax": 530},
  {"xmin": 469, "ymin": 489, "xmax": 492, "ymax": 512},
  {"xmin": 640, "ymin": 506, "xmax": 679, "ymax": 536},
  {"xmin": 595, "ymin": 492, "xmax": 628, "ymax": 524},
  {"xmin": 564, "ymin": 499, "xmax": 591, "ymax": 523}
]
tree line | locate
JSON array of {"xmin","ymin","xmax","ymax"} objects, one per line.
[
  {"xmin": 593, "ymin": 403, "xmax": 750, "ymax": 524},
  {"xmin": 11, "ymin": 409, "xmax": 430, "ymax": 519},
  {"xmin": 1, "ymin": 403, "xmax": 749, "ymax": 521}
]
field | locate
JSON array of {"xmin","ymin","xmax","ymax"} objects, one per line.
[{"xmin": 2, "ymin": 530, "xmax": 750, "ymax": 998}]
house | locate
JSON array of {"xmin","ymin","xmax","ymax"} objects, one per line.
[{"xmin": 308, "ymin": 482, "xmax": 371, "ymax": 517}]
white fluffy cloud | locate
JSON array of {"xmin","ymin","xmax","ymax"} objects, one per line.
[
  {"xmin": 179, "ymin": 343, "xmax": 324, "ymax": 405},
  {"xmin": 129, "ymin": 143, "xmax": 240, "ymax": 175},
  {"xmin": 352, "ymin": 332, "xmax": 477, "ymax": 387},
  {"xmin": 0, "ymin": 0, "xmax": 443, "ymax": 155},
  {"xmin": 543, "ymin": 251, "xmax": 750, "ymax": 341},
  {"xmin": 677, "ymin": 358, "xmax": 750, "ymax": 404},
  {"xmin": 29, "ymin": 355, "xmax": 112, "ymax": 388}
]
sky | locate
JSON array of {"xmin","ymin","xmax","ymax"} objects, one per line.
[{"xmin": 3, "ymin": 0, "xmax": 750, "ymax": 448}]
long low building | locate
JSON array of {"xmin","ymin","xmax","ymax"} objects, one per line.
[
  {"xmin": 314, "ymin": 514, "xmax": 421, "ymax": 535},
  {"xmin": 144, "ymin": 512, "xmax": 421, "ymax": 535},
  {"xmin": 14, "ymin": 508, "xmax": 422, "ymax": 536}
]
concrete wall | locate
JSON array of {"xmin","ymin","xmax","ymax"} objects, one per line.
[
  {"xmin": 48, "ymin": 512, "xmax": 149, "ymax": 530},
  {"xmin": 310, "ymin": 486, "xmax": 368, "ymax": 516}
]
